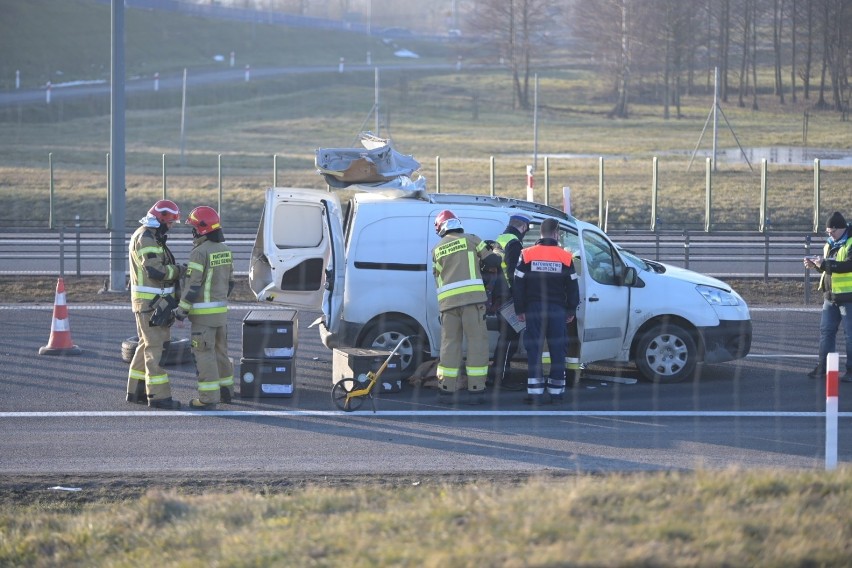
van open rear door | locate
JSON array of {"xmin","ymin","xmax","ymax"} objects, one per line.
[{"xmin": 249, "ymin": 188, "xmax": 344, "ymax": 327}]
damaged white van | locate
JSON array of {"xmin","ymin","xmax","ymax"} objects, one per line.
[{"xmin": 249, "ymin": 187, "xmax": 752, "ymax": 383}]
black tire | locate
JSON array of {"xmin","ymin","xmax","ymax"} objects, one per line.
[
  {"xmin": 634, "ymin": 322, "xmax": 697, "ymax": 383},
  {"xmin": 331, "ymin": 379, "xmax": 365, "ymax": 412},
  {"xmin": 121, "ymin": 336, "xmax": 193, "ymax": 366},
  {"xmin": 358, "ymin": 319, "xmax": 426, "ymax": 374}
]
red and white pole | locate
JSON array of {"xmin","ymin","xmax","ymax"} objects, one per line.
[
  {"xmin": 826, "ymin": 352, "xmax": 839, "ymax": 470},
  {"xmin": 562, "ymin": 186, "xmax": 572, "ymax": 216},
  {"xmin": 244, "ymin": 64, "xmax": 250, "ymax": 82},
  {"xmin": 45, "ymin": 81, "xmax": 51, "ymax": 104},
  {"xmin": 526, "ymin": 164, "xmax": 534, "ymax": 202},
  {"xmin": 153, "ymin": 72, "xmax": 159, "ymax": 92}
]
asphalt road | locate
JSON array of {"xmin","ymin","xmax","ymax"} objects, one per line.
[{"xmin": 1, "ymin": 303, "xmax": 849, "ymax": 476}]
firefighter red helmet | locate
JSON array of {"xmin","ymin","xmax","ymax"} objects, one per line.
[
  {"xmin": 186, "ymin": 206, "xmax": 221, "ymax": 236},
  {"xmin": 434, "ymin": 209, "xmax": 463, "ymax": 236},
  {"xmin": 148, "ymin": 199, "xmax": 181, "ymax": 224}
]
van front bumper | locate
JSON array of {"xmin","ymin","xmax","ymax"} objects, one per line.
[{"xmin": 698, "ymin": 319, "xmax": 752, "ymax": 364}]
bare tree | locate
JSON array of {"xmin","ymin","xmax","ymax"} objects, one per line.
[
  {"xmin": 468, "ymin": 0, "xmax": 550, "ymax": 110},
  {"xmin": 773, "ymin": 0, "xmax": 785, "ymax": 103},
  {"xmin": 737, "ymin": 0, "xmax": 753, "ymax": 108},
  {"xmin": 790, "ymin": 0, "xmax": 798, "ymax": 103}
]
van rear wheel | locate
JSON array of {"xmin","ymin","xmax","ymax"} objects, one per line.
[
  {"xmin": 359, "ymin": 319, "xmax": 424, "ymax": 373},
  {"xmin": 634, "ymin": 322, "xmax": 697, "ymax": 383}
]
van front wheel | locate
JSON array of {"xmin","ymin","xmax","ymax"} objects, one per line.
[
  {"xmin": 635, "ymin": 323, "xmax": 697, "ymax": 383},
  {"xmin": 359, "ymin": 319, "xmax": 424, "ymax": 373}
]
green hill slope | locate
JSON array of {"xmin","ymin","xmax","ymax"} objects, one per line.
[{"xmin": 0, "ymin": 0, "xmax": 447, "ymax": 90}]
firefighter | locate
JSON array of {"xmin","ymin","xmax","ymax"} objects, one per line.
[
  {"xmin": 126, "ymin": 199, "xmax": 183, "ymax": 409},
  {"xmin": 488, "ymin": 213, "xmax": 531, "ymax": 388},
  {"xmin": 513, "ymin": 217, "xmax": 580, "ymax": 405},
  {"xmin": 173, "ymin": 206, "xmax": 235, "ymax": 410},
  {"xmin": 431, "ymin": 210, "xmax": 495, "ymax": 404}
]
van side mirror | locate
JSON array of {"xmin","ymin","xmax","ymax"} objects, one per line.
[{"xmin": 621, "ymin": 266, "xmax": 637, "ymax": 287}]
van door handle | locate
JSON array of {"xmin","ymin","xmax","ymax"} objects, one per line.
[{"xmin": 588, "ymin": 296, "xmax": 600, "ymax": 302}]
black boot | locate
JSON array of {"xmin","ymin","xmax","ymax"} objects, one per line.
[
  {"xmin": 807, "ymin": 365, "xmax": 825, "ymax": 379},
  {"xmin": 188, "ymin": 398, "xmax": 218, "ymax": 411},
  {"xmin": 148, "ymin": 397, "xmax": 182, "ymax": 410},
  {"xmin": 220, "ymin": 386, "xmax": 232, "ymax": 403}
]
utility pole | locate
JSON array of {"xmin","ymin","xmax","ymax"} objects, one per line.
[{"xmin": 108, "ymin": 0, "xmax": 126, "ymax": 292}]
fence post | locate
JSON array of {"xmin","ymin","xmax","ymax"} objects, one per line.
[
  {"xmin": 704, "ymin": 157, "xmax": 712, "ymax": 232},
  {"xmin": 764, "ymin": 227, "xmax": 771, "ymax": 283},
  {"xmin": 273, "ymin": 154, "xmax": 278, "ymax": 188},
  {"xmin": 804, "ymin": 234, "xmax": 812, "ymax": 304},
  {"xmin": 598, "ymin": 157, "xmax": 605, "ymax": 230},
  {"xmin": 48, "ymin": 153, "xmax": 55, "ymax": 230},
  {"xmin": 813, "ymin": 158, "xmax": 821, "ymax": 234},
  {"xmin": 59, "ymin": 227, "xmax": 65, "ymax": 277},
  {"xmin": 105, "ymin": 153, "xmax": 111, "ymax": 230},
  {"xmin": 435, "ymin": 156, "xmax": 441, "ymax": 193},
  {"xmin": 683, "ymin": 229, "xmax": 690, "ymax": 270},
  {"xmin": 218, "ymin": 154, "xmax": 223, "ymax": 220},
  {"xmin": 650, "ymin": 157, "xmax": 658, "ymax": 231},
  {"xmin": 543, "ymin": 156, "xmax": 550, "ymax": 207},
  {"xmin": 75, "ymin": 214, "xmax": 81, "ymax": 277},
  {"xmin": 759, "ymin": 159, "xmax": 768, "ymax": 232},
  {"xmin": 654, "ymin": 220, "xmax": 661, "ymax": 261},
  {"xmin": 489, "ymin": 156, "xmax": 495, "ymax": 197}
]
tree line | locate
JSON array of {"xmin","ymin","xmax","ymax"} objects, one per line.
[{"xmin": 471, "ymin": 0, "xmax": 850, "ymax": 118}]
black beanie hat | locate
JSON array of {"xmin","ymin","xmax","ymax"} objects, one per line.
[{"xmin": 827, "ymin": 211, "xmax": 847, "ymax": 229}]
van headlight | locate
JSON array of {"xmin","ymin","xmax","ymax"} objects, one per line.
[{"xmin": 697, "ymin": 285, "xmax": 740, "ymax": 306}]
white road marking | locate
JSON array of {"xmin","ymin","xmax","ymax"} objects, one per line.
[{"xmin": 1, "ymin": 410, "xmax": 850, "ymax": 418}]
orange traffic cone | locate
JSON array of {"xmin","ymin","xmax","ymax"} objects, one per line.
[{"xmin": 39, "ymin": 277, "xmax": 82, "ymax": 356}]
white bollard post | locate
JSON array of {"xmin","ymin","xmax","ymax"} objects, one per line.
[
  {"xmin": 456, "ymin": 55, "xmax": 462, "ymax": 71},
  {"xmin": 826, "ymin": 352, "xmax": 839, "ymax": 470},
  {"xmin": 339, "ymin": 57, "xmax": 345, "ymax": 73},
  {"xmin": 153, "ymin": 72, "xmax": 159, "ymax": 91},
  {"xmin": 366, "ymin": 51, "xmax": 371, "ymax": 65},
  {"xmin": 244, "ymin": 64, "xmax": 250, "ymax": 82},
  {"xmin": 16, "ymin": 70, "xmax": 20, "ymax": 89},
  {"xmin": 46, "ymin": 81, "xmax": 51, "ymax": 104},
  {"xmin": 230, "ymin": 51, "xmax": 235, "ymax": 67},
  {"xmin": 526, "ymin": 165, "xmax": 534, "ymax": 202},
  {"xmin": 562, "ymin": 186, "xmax": 572, "ymax": 216}
]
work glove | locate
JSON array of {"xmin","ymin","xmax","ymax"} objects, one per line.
[{"xmin": 173, "ymin": 306, "xmax": 188, "ymax": 321}]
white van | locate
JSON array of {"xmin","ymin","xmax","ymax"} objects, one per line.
[{"xmin": 249, "ymin": 188, "xmax": 752, "ymax": 383}]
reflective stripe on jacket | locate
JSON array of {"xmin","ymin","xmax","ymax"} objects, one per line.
[
  {"xmin": 128, "ymin": 225, "xmax": 179, "ymax": 312},
  {"xmin": 179, "ymin": 236, "xmax": 234, "ymax": 326},
  {"xmin": 821, "ymin": 233, "xmax": 852, "ymax": 302},
  {"xmin": 432, "ymin": 232, "xmax": 490, "ymax": 311}
]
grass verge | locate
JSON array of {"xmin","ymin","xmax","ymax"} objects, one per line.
[{"xmin": 1, "ymin": 469, "xmax": 851, "ymax": 566}]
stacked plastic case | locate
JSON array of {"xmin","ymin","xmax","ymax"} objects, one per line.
[{"xmin": 239, "ymin": 309, "xmax": 298, "ymax": 398}]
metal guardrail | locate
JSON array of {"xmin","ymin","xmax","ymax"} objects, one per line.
[{"xmin": 0, "ymin": 228, "xmax": 822, "ymax": 280}]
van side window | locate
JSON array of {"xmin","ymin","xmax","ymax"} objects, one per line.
[
  {"xmin": 272, "ymin": 202, "xmax": 324, "ymax": 248},
  {"xmin": 582, "ymin": 231, "xmax": 623, "ymax": 285},
  {"xmin": 560, "ymin": 229, "xmax": 582, "ymax": 276}
]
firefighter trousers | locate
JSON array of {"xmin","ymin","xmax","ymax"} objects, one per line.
[
  {"xmin": 438, "ymin": 303, "xmax": 489, "ymax": 392},
  {"xmin": 127, "ymin": 311, "xmax": 174, "ymax": 402},
  {"xmin": 190, "ymin": 322, "xmax": 234, "ymax": 404}
]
